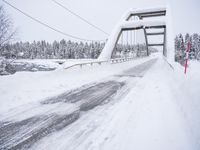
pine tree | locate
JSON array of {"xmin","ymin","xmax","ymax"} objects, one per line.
[
  {"xmin": 59, "ymin": 39, "xmax": 67, "ymax": 59},
  {"xmin": 174, "ymin": 36, "xmax": 179, "ymax": 62},
  {"xmin": 178, "ymin": 34, "xmax": 185, "ymax": 64},
  {"xmin": 52, "ymin": 41, "xmax": 59, "ymax": 59},
  {"xmin": 192, "ymin": 34, "xmax": 199, "ymax": 59},
  {"xmin": 196, "ymin": 35, "xmax": 200, "ymax": 60}
]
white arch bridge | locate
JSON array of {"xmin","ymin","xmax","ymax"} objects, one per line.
[
  {"xmin": 64, "ymin": 6, "xmax": 174, "ymax": 69},
  {"xmin": 99, "ymin": 7, "xmax": 174, "ymax": 62}
]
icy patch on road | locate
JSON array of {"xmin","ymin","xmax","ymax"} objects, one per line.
[{"xmin": 42, "ymin": 81, "xmax": 125, "ymax": 111}]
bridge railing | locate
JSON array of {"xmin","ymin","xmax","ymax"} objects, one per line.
[
  {"xmin": 110, "ymin": 57, "xmax": 134, "ymax": 63},
  {"xmin": 64, "ymin": 57, "xmax": 135, "ymax": 70}
]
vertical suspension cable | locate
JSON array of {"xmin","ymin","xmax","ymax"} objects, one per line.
[
  {"xmin": 131, "ymin": 30, "xmax": 132, "ymax": 46},
  {"xmin": 134, "ymin": 16, "xmax": 136, "ymax": 45},
  {"xmin": 130, "ymin": 31, "xmax": 132, "ymax": 54},
  {"xmin": 127, "ymin": 31, "xmax": 128, "ymax": 45},
  {"xmin": 130, "ymin": 17, "xmax": 132, "ymax": 54},
  {"xmin": 121, "ymin": 31, "xmax": 123, "ymax": 45},
  {"xmin": 130, "ymin": 16, "xmax": 132, "ymax": 46},
  {"xmin": 120, "ymin": 31, "xmax": 123, "ymax": 56}
]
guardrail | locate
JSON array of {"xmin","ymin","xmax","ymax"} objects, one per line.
[{"xmin": 64, "ymin": 57, "xmax": 135, "ymax": 70}]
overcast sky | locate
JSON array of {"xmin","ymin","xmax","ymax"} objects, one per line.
[{"xmin": 1, "ymin": 0, "xmax": 200, "ymax": 42}]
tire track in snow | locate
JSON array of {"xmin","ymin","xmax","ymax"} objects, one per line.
[{"xmin": 0, "ymin": 81, "xmax": 125, "ymax": 150}]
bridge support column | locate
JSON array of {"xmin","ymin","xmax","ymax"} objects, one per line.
[{"xmin": 163, "ymin": 27, "xmax": 167, "ymax": 56}]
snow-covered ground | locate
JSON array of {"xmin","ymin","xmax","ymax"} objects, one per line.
[
  {"xmin": 0, "ymin": 56, "xmax": 153, "ymax": 114},
  {"xmin": 0, "ymin": 54, "xmax": 200, "ymax": 150},
  {"xmin": 170, "ymin": 60, "xmax": 200, "ymax": 148}
]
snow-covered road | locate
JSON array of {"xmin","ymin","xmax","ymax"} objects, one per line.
[
  {"xmin": 0, "ymin": 57, "xmax": 199, "ymax": 150},
  {"xmin": 0, "ymin": 59, "xmax": 157, "ymax": 149}
]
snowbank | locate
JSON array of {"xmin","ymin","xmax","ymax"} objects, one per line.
[{"xmin": 171, "ymin": 60, "xmax": 200, "ymax": 147}]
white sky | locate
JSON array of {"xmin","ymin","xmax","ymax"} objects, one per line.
[{"xmin": 1, "ymin": 0, "xmax": 200, "ymax": 42}]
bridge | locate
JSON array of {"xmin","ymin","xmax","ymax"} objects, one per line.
[
  {"xmin": 99, "ymin": 6, "xmax": 174, "ymax": 63},
  {"xmin": 61, "ymin": 7, "xmax": 175, "ymax": 69},
  {"xmin": 59, "ymin": 7, "xmax": 174, "ymax": 70}
]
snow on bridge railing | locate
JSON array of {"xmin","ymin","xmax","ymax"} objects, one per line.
[
  {"xmin": 64, "ymin": 57, "xmax": 135, "ymax": 70},
  {"xmin": 110, "ymin": 57, "xmax": 134, "ymax": 63}
]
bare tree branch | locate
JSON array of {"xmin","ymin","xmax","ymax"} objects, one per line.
[{"xmin": 0, "ymin": 5, "xmax": 16, "ymax": 50}]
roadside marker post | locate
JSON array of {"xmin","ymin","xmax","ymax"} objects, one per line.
[{"xmin": 184, "ymin": 41, "xmax": 191, "ymax": 74}]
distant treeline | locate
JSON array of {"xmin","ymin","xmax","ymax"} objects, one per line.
[
  {"xmin": 0, "ymin": 39, "xmax": 156, "ymax": 59},
  {"xmin": 0, "ymin": 40, "xmax": 104, "ymax": 59},
  {"xmin": 175, "ymin": 33, "xmax": 200, "ymax": 64}
]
